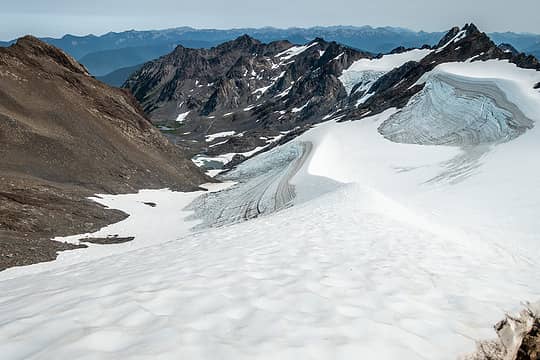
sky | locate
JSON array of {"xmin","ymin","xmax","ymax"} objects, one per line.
[{"xmin": 1, "ymin": 0, "xmax": 539, "ymax": 40}]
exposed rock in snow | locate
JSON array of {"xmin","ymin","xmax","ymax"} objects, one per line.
[
  {"xmin": 275, "ymin": 42, "xmax": 318, "ymax": 61},
  {"xmin": 463, "ymin": 302, "xmax": 540, "ymax": 360}
]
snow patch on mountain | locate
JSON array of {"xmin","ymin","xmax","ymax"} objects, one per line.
[
  {"xmin": 292, "ymin": 101, "xmax": 310, "ymax": 113},
  {"xmin": 175, "ymin": 110, "xmax": 190, "ymax": 123},
  {"xmin": 205, "ymin": 131, "xmax": 237, "ymax": 142},
  {"xmin": 275, "ymin": 42, "xmax": 318, "ymax": 61},
  {"xmin": 435, "ymin": 30, "xmax": 467, "ymax": 53}
]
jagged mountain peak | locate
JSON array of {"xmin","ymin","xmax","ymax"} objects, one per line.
[
  {"xmin": 216, "ymin": 34, "xmax": 262, "ymax": 51},
  {"xmin": 436, "ymin": 23, "xmax": 482, "ymax": 48},
  {"xmin": 462, "ymin": 22, "xmax": 481, "ymax": 35}
]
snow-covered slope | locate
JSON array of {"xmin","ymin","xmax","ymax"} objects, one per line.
[
  {"xmin": 1, "ymin": 59, "xmax": 540, "ymax": 360},
  {"xmin": 339, "ymin": 48, "xmax": 432, "ymax": 95}
]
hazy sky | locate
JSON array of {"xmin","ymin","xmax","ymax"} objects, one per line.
[{"xmin": 2, "ymin": 0, "xmax": 539, "ymax": 40}]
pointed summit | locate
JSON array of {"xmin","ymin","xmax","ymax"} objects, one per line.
[
  {"xmin": 436, "ymin": 23, "xmax": 483, "ymax": 49},
  {"xmin": 462, "ymin": 23, "xmax": 481, "ymax": 35},
  {"xmin": 231, "ymin": 34, "xmax": 261, "ymax": 47},
  {"xmin": 214, "ymin": 34, "xmax": 262, "ymax": 53}
]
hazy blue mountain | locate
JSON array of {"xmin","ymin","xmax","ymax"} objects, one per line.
[
  {"xmin": 1, "ymin": 26, "xmax": 443, "ymax": 59},
  {"xmin": 529, "ymin": 48, "xmax": 540, "ymax": 59},
  {"xmin": 79, "ymin": 44, "xmax": 176, "ymax": 76},
  {"xmin": 525, "ymin": 44, "xmax": 540, "ymax": 60},
  {"xmin": 79, "ymin": 39, "xmax": 219, "ymax": 76},
  {"xmin": 490, "ymin": 32, "xmax": 540, "ymax": 51},
  {"xmin": 142, "ymin": 26, "xmax": 445, "ymax": 53},
  {"xmin": 490, "ymin": 32, "xmax": 540, "ymax": 60},
  {"xmin": 96, "ymin": 63, "xmax": 144, "ymax": 87},
  {"xmin": 2, "ymin": 26, "xmax": 539, "ymax": 79},
  {"xmin": 38, "ymin": 28, "xmax": 194, "ymax": 59}
]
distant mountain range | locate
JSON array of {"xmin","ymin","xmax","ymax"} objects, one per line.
[
  {"xmin": 96, "ymin": 63, "xmax": 145, "ymax": 87},
  {"xmin": 1, "ymin": 26, "xmax": 540, "ymax": 85}
]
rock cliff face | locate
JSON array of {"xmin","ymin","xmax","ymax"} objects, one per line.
[{"xmin": 0, "ymin": 36, "xmax": 209, "ymax": 269}]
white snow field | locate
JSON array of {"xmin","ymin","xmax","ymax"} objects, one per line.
[
  {"xmin": 1, "ymin": 60, "xmax": 540, "ymax": 360},
  {"xmin": 339, "ymin": 48, "xmax": 432, "ymax": 95}
]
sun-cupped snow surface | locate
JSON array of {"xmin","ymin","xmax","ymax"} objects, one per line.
[
  {"xmin": 339, "ymin": 49, "xmax": 432, "ymax": 95},
  {"xmin": 2, "ymin": 61, "xmax": 540, "ymax": 359}
]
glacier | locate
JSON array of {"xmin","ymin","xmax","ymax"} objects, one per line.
[{"xmin": 378, "ymin": 70, "xmax": 534, "ymax": 146}]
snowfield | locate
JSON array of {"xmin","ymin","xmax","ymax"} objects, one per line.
[
  {"xmin": 339, "ymin": 49, "xmax": 432, "ymax": 95},
  {"xmin": 1, "ymin": 60, "xmax": 540, "ymax": 359}
]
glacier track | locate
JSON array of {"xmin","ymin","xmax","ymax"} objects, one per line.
[{"xmin": 188, "ymin": 142, "xmax": 313, "ymax": 229}]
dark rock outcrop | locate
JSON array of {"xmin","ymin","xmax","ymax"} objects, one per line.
[{"xmin": 465, "ymin": 302, "xmax": 540, "ymax": 360}]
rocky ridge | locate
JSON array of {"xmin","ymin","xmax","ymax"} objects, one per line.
[{"xmin": 0, "ymin": 36, "xmax": 209, "ymax": 269}]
